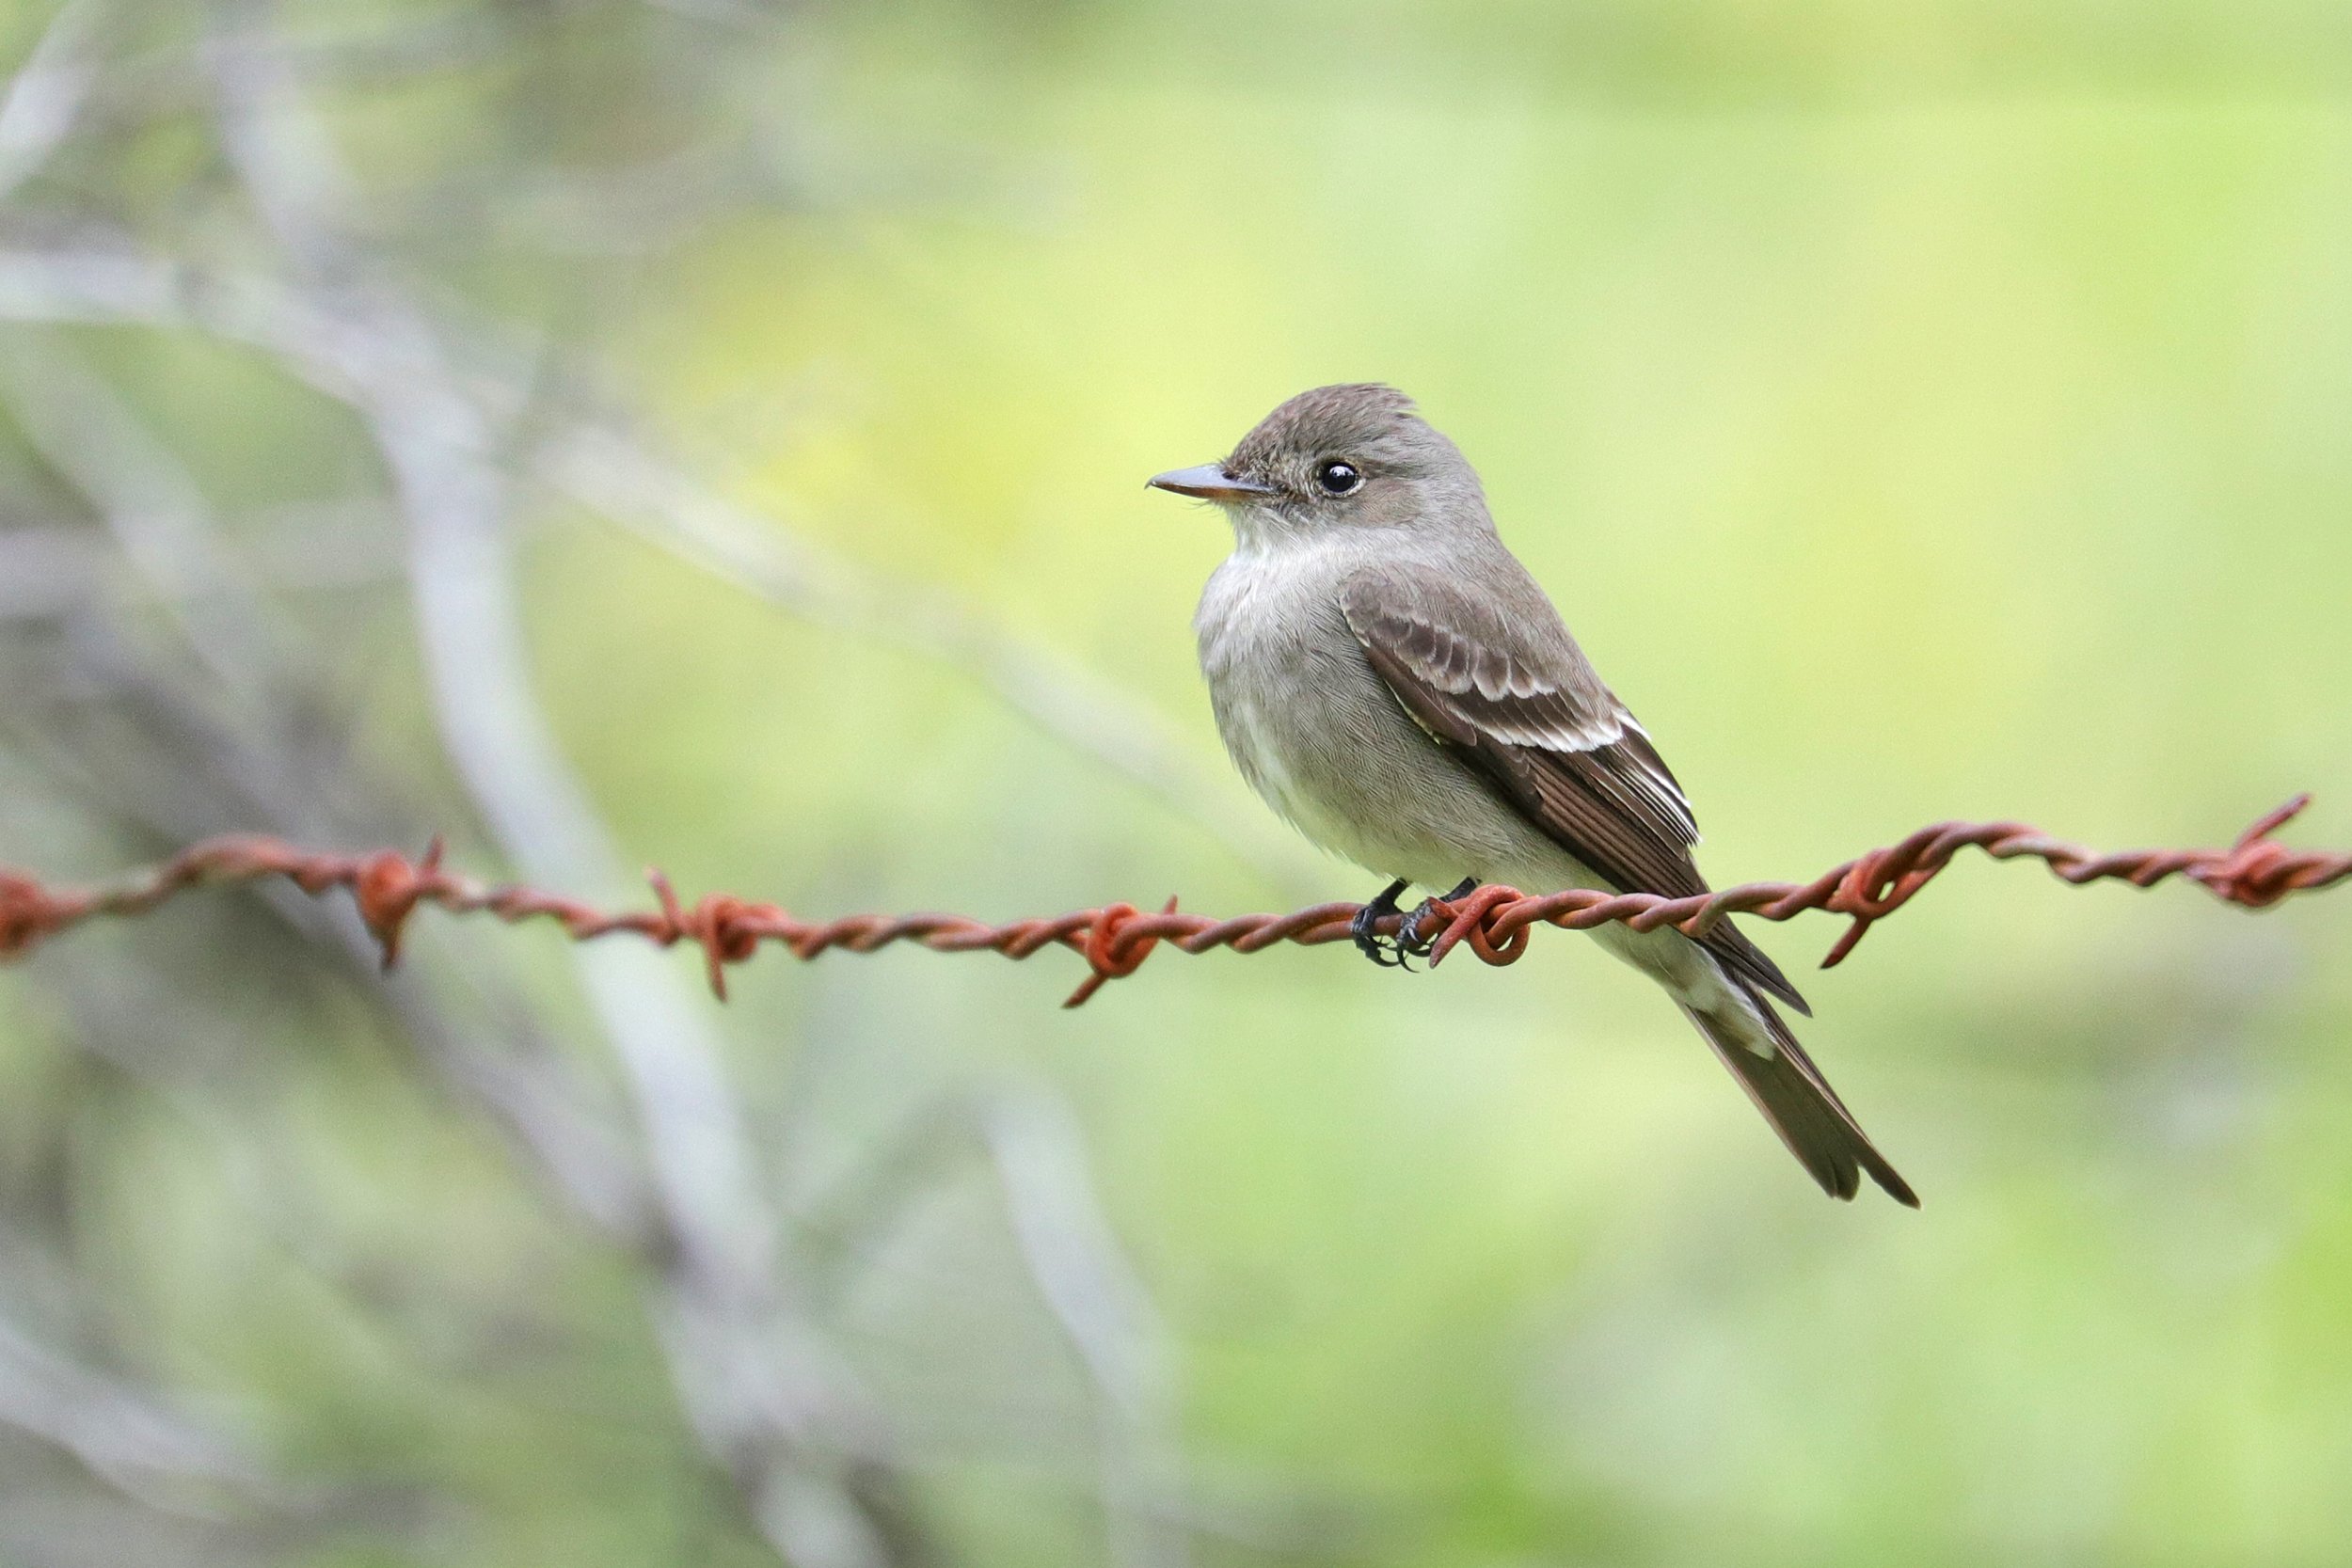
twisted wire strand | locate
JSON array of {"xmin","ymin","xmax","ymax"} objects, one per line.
[{"xmin": 0, "ymin": 797, "xmax": 2344, "ymax": 1008}]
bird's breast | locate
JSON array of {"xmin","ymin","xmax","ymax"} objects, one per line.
[
  {"xmin": 1194, "ymin": 554, "xmax": 1356, "ymax": 840},
  {"xmin": 1192, "ymin": 547, "xmax": 1535, "ymax": 885}
]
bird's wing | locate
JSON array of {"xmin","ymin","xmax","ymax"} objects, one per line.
[{"xmin": 1337, "ymin": 561, "xmax": 1807, "ymax": 1013}]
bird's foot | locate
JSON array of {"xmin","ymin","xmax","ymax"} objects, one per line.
[
  {"xmin": 1398, "ymin": 879, "xmax": 1480, "ymax": 960},
  {"xmin": 1351, "ymin": 879, "xmax": 1411, "ymax": 968}
]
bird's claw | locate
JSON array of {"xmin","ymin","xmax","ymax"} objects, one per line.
[
  {"xmin": 1351, "ymin": 879, "xmax": 1410, "ymax": 968},
  {"xmin": 1396, "ymin": 903, "xmax": 1441, "ymax": 961},
  {"xmin": 1398, "ymin": 879, "xmax": 1479, "ymax": 962},
  {"xmin": 1353, "ymin": 878, "xmax": 1477, "ymax": 970}
]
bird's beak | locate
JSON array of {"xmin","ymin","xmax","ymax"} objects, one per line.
[{"xmin": 1147, "ymin": 464, "xmax": 1276, "ymax": 502}]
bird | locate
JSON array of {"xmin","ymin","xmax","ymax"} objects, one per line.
[{"xmin": 1150, "ymin": 383, "xmax": 1915, "ymax": 1205}]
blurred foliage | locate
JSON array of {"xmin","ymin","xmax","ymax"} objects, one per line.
[{"xmin": 1, "ymin": 0, "xmax": 2350, "ymax": 1564}]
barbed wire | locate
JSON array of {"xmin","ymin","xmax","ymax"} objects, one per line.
[{"xmin": 1, "ymin": 797, "xmax": 2344, "ymax": 1007}]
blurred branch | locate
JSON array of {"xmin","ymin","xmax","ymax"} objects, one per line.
[
  {"xmin": 405, "ymin": 136, "xmax": 798, "ymax": 255},
  {"xmin": 50, "ymin": 6, "xmax": 536, "ymax": 145},
  {"xmin": 984, "ymin": 1084, "xmax": 1188, "ymax": 1568},
  {"xmin": 0, "ymin": 333, "xmax": 294, "ymax": 697},
  {"xmin": 0, "ymin": 1313, "xmax": 270, "ymax": 1512},
  {"xmin": 789, "ymin": 1096, "xmax": 980, "ymax": 1307},
  {"xmin": 199, "ymin": 8, "xmax": 922, "ymax": 1560},
  {"xmin": 0, "ymin": 595, "xmax": 653, "ymax": 1238},
  {"xmin": 0, "ymin": 0, "xmax": 105, "ymax": 205},
  {"xmin": 0, "ymin": 527, "xmax": 112, "ymax": 619},
  {"xmin": 538, "ymin": 426, "xmax": 1313, "ymax": 887},
  {"xmin": 0, "ymin": 501, "xmax": 409, "ymax": 624},
  {"xmin": 0, "ymin": 497, "xmax": 394, "ymax": 562},
  {"xmin": 0, "ymin": 4, "xmax": 1246, "ymax": 1560},
  {"xmin": 0, "ymin": 239, "xmax": 1313, "ymax": 891}
]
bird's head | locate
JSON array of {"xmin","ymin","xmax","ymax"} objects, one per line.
[{"xmin": 1148, "ymin": 384, "xmax": 1486, "ymax": 550}]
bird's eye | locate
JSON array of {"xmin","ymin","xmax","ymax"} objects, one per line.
[{"xmin": 1314, "ymin": 459, "xmax": 1362, "ymax": 496}]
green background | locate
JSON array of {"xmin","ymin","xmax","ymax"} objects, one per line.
[{"xmin": 2, "ymin": 1, "xmax": 2349, "ymax": 1562}]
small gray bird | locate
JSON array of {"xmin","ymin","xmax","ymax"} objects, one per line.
[{"xmin": 1152, "ymin": 384, "xmax": 1915, "ymax": 1205}]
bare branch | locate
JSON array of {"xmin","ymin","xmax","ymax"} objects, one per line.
[
  {"xmin": 0, "ymin": 500, "xmax": 404, "ymax": 625},
  {"xmin": 985, "ymin": 1084, "xmax": 1190, "ymax": 1568},
  {"xmin": 538, "ymin": 426, "xmax": 1317, "ymax": 891},
  {"xmin": 0, "ymin": 0, "xmax": 107, "ymax": 206},
  {"xmin": 0, "ymin": 241, "xmax": 1316, "ymax": 892},
  {"xmin": 198, "ymin": 10, "xmax": 919, "ymax": 1560},
  {"xmin": 0, "ymin": 1314, "xmax": 268, "ymax": 1511},
  {"xmin": 0, "ymin": 333, "xmax": 297, "ymax": 697}
]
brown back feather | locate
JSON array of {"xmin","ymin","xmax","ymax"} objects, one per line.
[{"xmin": 1341, "ymin": 563, "xmax": 1809, "ymax": 1013}]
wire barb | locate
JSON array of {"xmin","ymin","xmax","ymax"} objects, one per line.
[{"xmin": 1, "ymin": 799, "xmax": 2344, "ymax": 1005}]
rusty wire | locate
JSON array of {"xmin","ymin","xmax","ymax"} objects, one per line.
[{"xmin": 0, "ymin": 797, "xmax": 2344, "ymax": 1007}]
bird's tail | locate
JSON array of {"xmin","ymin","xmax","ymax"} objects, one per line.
[{"xmin": 1675, "ymin": 986, "xmax": 1917, "ymax": 1207}]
